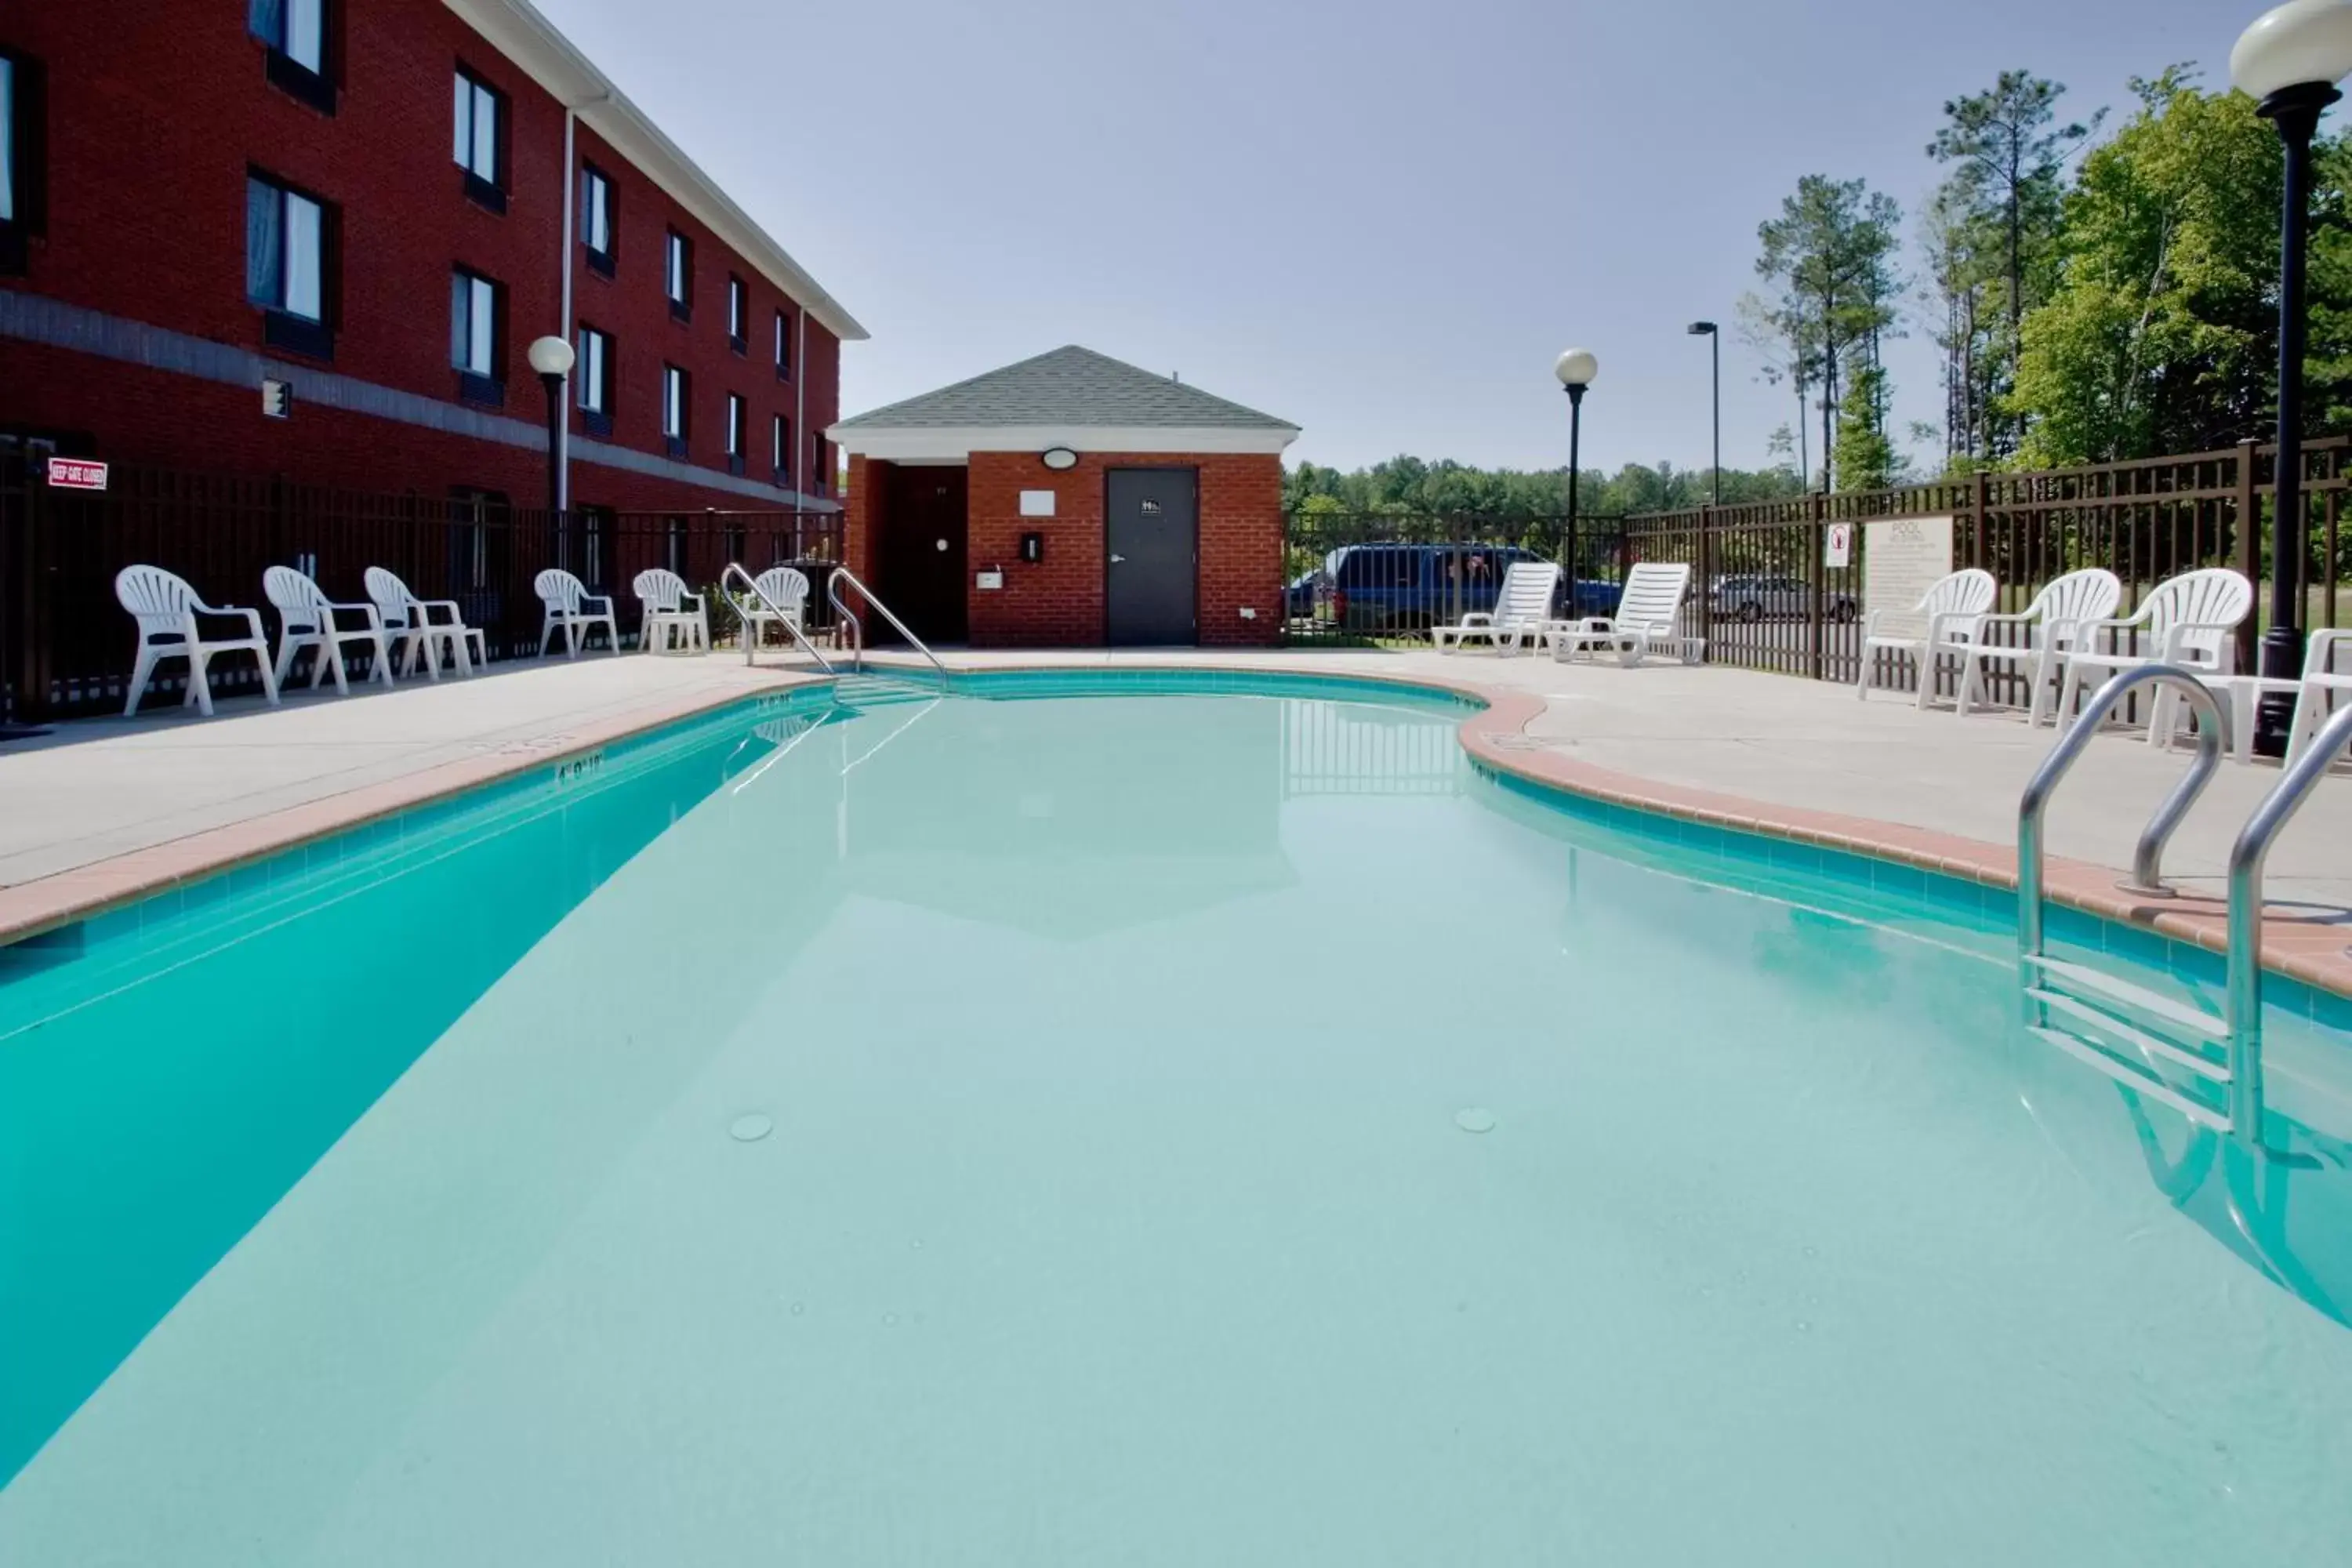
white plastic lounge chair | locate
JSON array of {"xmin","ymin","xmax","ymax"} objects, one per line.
[
  {"xmin": 1429, "ymin": 560, "xmax": 1559, "ymax": 654},
  {"xmin": 633, "ymin": 568, "xmax": 709, "ymax": 655},
  {"xmin": 1856, "ymin": 568, "xmax": 1997, "ymax": 706},
  {"xmin": 1953, "ymin": 567, "xmax": 2122, "ymax": 723},
  {"xmin": 535, "ymin": 568, "xmax": 619, "ymax": 658},
  {"xmin": 2055, "ymin": 567, "xmax": 2252, "ymax": 746},
  {"xmin": 115, "ymin": 564, "xmax": 281, "ymax": 717},
  {"xmin": 1547, "ymin": 561, "xmax": 1701, "ymax": 666},
  {"xmin": 263, "ymin": 565, "xmax": 394, "ymax": 695},
  {"xmin": 364, "ymin": 567, "xmax": 485, "ymax": 680},
  {"xmin": 741, "ymin": 565, "xmax": 811, "ymax": 652},
  {"xmin": 2288, "ymin": 629, "xmax": 2352, "ymax": 766}
]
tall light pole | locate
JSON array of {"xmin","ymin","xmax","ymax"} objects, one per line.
[
  {"xmin": 1555, "ymin": 348, "xmax": 1598, "ymax": 598},
  {"xmin": 1687, "ymin": 321, "xmax": 1721, "ymax": 508},
  {"xmin": 2234, "ymin": 0, "xmax": 2352, "ymax": 756},
  {"xmin": 527, "ymin": 335, "xmax": 575, "ymax": 517}
]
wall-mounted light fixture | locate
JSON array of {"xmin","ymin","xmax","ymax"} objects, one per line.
[{"xmin": 1040, "ymin": 446, "xmax": 1078, "ymax": 471}]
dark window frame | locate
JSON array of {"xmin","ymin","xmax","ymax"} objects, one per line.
[
  {"xmin": 0, "ymin": 48, "xmax": 46, "ymax": 275},
  {"xmin": 250, "ymin": 0, "xmax": 338, "ymax": 114},
  {"xmin": 724, "ymin": 392, "xmax": 746, "ymax": 474},
  {"xmin": 575, "ymin": 323, "xmax": 614, "ymax": 434},
  {"xmin": 772, "ymin": 412, "xmax": 791, "ymax": 486},
  {"xmin": 661, "ymin": 361, "xmax": 689, "ymax": 456},
  {"xmin": 727, "ymin": 274, "xmax": 747, "ymax": 354},
  {"xmin": 450, "ymin": 265, "xmax": 504, "ymax": 407},
  {"xmin": 664, "ymin": 228, "xmax": 692, "ymax": 321},
  {"xmin": 246, "ymin": 166, "xmax": 339, "ymax": 361},
  {"xmin": 453, "ymin": 64, "xmax": 508, "ymax": 214},
  {"xmin": 774, "ymin": 307, "xmax": 792, "ymax": 382},
  {"xmin": 579, "ymin": 162, "xmax": 615, "ymax": 277}
]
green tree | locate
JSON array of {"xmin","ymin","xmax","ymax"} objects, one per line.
[
  {"xmin": 1755, "ymin": 176, "xmax": 1904, "ymax": 492},
  {"xmin": 2009, "ymin": 68, "xmax": 2347, "ymax": 463},
  {"xmin": 1835, "ymin": 363, "xmax": 1899, "ymax": 490}
]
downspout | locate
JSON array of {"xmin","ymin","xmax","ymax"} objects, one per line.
[
  {"xmin": 797, "ymin": 306, "xmax": 808, "ymax": 513},
  {"xmin": 557, "ymin": 106, "xmax": 575, "ymax": 511}
]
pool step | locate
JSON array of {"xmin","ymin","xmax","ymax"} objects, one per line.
[
  {"xmin": 2022, "ymin": 954, "xmax": 2234, "ymax": 1132},
  {"xmin": 831, "ymin": 673, "xmax": 946, "ymax": 710}
]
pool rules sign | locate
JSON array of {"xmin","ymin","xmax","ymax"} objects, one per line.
[{"xmin": 1861, "ymin": 516, "xmax": 1954, "ymax": 639}]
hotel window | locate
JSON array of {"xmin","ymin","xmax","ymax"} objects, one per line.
[
  {"xmin": 661, "ymin": 363, "xmax": 688, "ymax": 456},
  {"xmin": 0, "ymin": 49, "xmax": 45, "ymax": 276},
  {"xmin": 724, "ymin": 394, "xmax": 746, "ymax": 474},
  {"xmin": 771, "ymin": 413, "xmax": 789, "ymax": 486},
  {"xmin": 575, "ymin": 325, "xmax": 612, "ymax": 434},
  {"xmin": 727, "ymin": 275, "xmax": 746, "ymax": 354},
  {"xmin": 249, "ymin": 0, "xmax": 335, "ymax": 113},
  {"xmin": 453, "ymin": 67, "xmax": 505, "ymax": 212},
  {"xmin": 664, "ymin": 229, "xmax": 691, "ymax": 321},
  {"xmin": 774, "ymin": 307, "xmax": 790, "ymax": 381},
  {"xmin": 579, "ymin": 165, "xmax": 614, "ymax": 275},
  {"xmin": 246, "ymin": 172, "xmax": 334, "ymax": 359},
  {"xmin": 449, "ymin": 268, "xmax": 502, "ymax": 405}
]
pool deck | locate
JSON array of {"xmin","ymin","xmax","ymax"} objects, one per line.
[{"xmin": 2, "ymin": 643, "xmax": 2347, "ymax": 993}]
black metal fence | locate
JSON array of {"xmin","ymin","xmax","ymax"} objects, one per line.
[
  {"xmin": 1285, "ymin": 434, "xmax": 2352, "ymax": 703},
  {"xmin": 0, "ymin": 452, "xmax": 842, "ymax": 720}
]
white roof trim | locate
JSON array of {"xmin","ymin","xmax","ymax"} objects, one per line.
[
  {"xmin": 828, "ymin": 424, "xmax": 1300, "ymax": 460},
  {"xmin": 442, "ymin": 0, "xmax": 868, "ymax": 342}
]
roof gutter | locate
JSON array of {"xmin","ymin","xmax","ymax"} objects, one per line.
[{"xmin": 442, "ymin": 0, "xmax": 869, "ymax": 343}]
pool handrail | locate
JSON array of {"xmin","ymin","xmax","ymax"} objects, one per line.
[
  {"xmin": 826, "ymin": 565, "xmax": 951, "ymax": 685},
  {"xmin": 721, "ymin": 562, "xmax": 836, "ymax": 674},
  {"xmin": 2225, "ymin": 695, "xmax": 2352, "ymax": 1149}
]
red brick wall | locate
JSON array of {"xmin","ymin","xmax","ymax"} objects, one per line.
[
  {"xmin": 0, "ymin": 0, "xmax": 838, "ymax": 512},
  {"xmin": 960, "ymin": 450, "xmax": 1282, "ymax": 648}
]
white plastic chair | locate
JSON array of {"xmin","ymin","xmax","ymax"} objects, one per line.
[
  {"xmin": 535, "ymin": 568, "xmax": 618, "ymax": 658},
  {"xmin": 1429, "ymin": 560, "xmax": 1559, "ymax": 654},
  {"xmin": 2056, "ymin": 568, "xmax": 2252, "ymax": 746},
  {"xmin": 1954, "ymin": 568, "xmax": 2122, "ymax": 723},
  {"xmin": 364, "ymin": 567, "xmax": 485, "ymax": 680},
  {"xmin": 114, "ymin": 564, "xmax": 281, "ymax": 717},
  {"xmin": 263, "ymin": 565, "xmax": 394, "ymax": 695},
  {"xmin": 1856, "ymin": 568, "xmax": 1997, "ymax": 706},
  {"xmin": 2288, "ymin": 629, "xmax": 2352, "ymax": 766},
  {"xmin": 633, "ymin": 568, "xmax": 709, "ymax": 655},
  {"xmin": 742, "ymin": 565, "xmax": 811, "ymax": 652},
  {"xmin": 1548, "ymin": 561, "xmax": 1700, "ymax": 666}
]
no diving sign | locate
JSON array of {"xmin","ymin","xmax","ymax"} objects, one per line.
[
  {"xmin": 45, "ymin": 457, "xmax": 109, "ymax": 492},
  {"xmin": 1824, "ymin": 522, "xmax": 1853, "ymax": 569}
]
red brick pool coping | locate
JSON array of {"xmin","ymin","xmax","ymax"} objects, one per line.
[{"xmin": 2, "ymin": 659, "xmax": 2345, "ymax": 1000}]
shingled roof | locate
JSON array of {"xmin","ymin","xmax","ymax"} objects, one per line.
[{"xmin": 832, "ymin": 346, "xmax": 1298, "ymax": 433}]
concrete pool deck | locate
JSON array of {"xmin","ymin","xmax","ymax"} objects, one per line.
[{"xmin": 1, "ymin": 643, "xmax": 2347, "ymax": 993}]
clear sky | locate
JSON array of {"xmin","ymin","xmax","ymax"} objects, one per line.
[{"xmin": 535, "ymin": 0, "xmax": 2251, "ymax": 475}]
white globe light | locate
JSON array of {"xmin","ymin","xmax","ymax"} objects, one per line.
[
  {"xmin": 1554, "ymin": 348, "xmax": 1599, "ymax": 388},
  {"xmin": 2233, "ymin": 0, "xmax": 2352, "ymax": 100},
  {"xmin": 527, "ymin": 335, "xmax": 576, "ymax": 378}
]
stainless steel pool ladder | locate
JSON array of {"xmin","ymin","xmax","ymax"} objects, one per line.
[
  {"xmin": 721, "ymin": 562, "xmax": 836, "ymax": 674},
  {"xmin": 825, "ymin": 567, "xmax": 951, "ymax": 687},
  {"xmin": 2017, "ymin": 666, "xmax": 2241, "ymax": 1139},
  {"xmin": 2020, "ymin": 664, "xmax": 2352, "ymax": 1153}
]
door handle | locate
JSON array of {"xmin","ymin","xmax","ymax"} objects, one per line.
[{"xmin": 1110, "ymin": 554, "xmax": 1127, "ymax": 564}]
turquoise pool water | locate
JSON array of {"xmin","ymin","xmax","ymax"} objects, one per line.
[{"xmin": 2, "ymin": 673, "xmax": 2349, "ymax": 1563}]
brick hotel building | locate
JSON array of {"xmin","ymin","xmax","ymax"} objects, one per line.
[{"xmin": 0, "ymin": 0, "xmax": 862, "ymax": 518}]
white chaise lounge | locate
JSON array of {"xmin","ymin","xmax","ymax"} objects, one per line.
[
  {"xmin": 535, "ymin": 568, "xmax": 619, "ymax": 658},
  {"xmin": 263, "ymin": 564, "xmax": 394, "ymax": 695},
  {"xmin": 2055, "ymin": 567, "xmax": 2252, "ymax": 747},
  {"xmin": 1953, "ymin": 567, "xmax": 2122, "ymax": 723},
  {"xmin": 115, "ymin": 564, "xmax": 281, "ymax": 717},
  {"xmin": 1856, "ymin": 568, "xmax": 1996, "ymax": 706},
  {"xmin": 1547, "ymin": 561, "xmax": 1702, "ymax": 666},
  {"xmin": 1430, "ymin": 560, "xmax": 1559, "ymax": 654},
  {"xmin": 365, "ymin": 567, "xmax": 485, "ymax": 679},
  {"xmin": 633, "ymin": 568, "xmax": 709, "ymax": 654}
]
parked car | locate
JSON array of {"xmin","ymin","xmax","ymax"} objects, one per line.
[
  {"xmin": 1708, "ymin": 573, "xmax": 1857, "ymax": 624},
  {"xmin": 1306, "ymin": 543, "xmax": 1617, "ymax": 632}
]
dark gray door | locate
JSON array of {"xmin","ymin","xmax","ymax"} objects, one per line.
[{"xmin": 1105, "ymin": 468, "xmax": 1197, "ymax": 646}]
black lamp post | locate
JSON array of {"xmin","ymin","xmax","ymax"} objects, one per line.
[
  {"xmin": 1687, "ymin": 321, "xmax": 1721, "ymax": 508},
  {"xmin": 2233, "ymin": 0, "xmax": 2352, "ymax": 756},
  {"xmin": 527, "ymin": 334, "xmax": 575, "ymax": 518},
  {"xmin": 1555, "ymin": 348, "xmax": 1598, "ymax": 601}
]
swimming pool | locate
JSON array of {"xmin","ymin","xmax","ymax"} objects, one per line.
[{"xmin": 2, "ymin": 671, "xmax": 2347, "ymax": 1563}]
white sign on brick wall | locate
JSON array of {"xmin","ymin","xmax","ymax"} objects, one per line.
[{"xmin": 1018, "ymin": 489, "xmax": 1055, "ymax": 517}]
